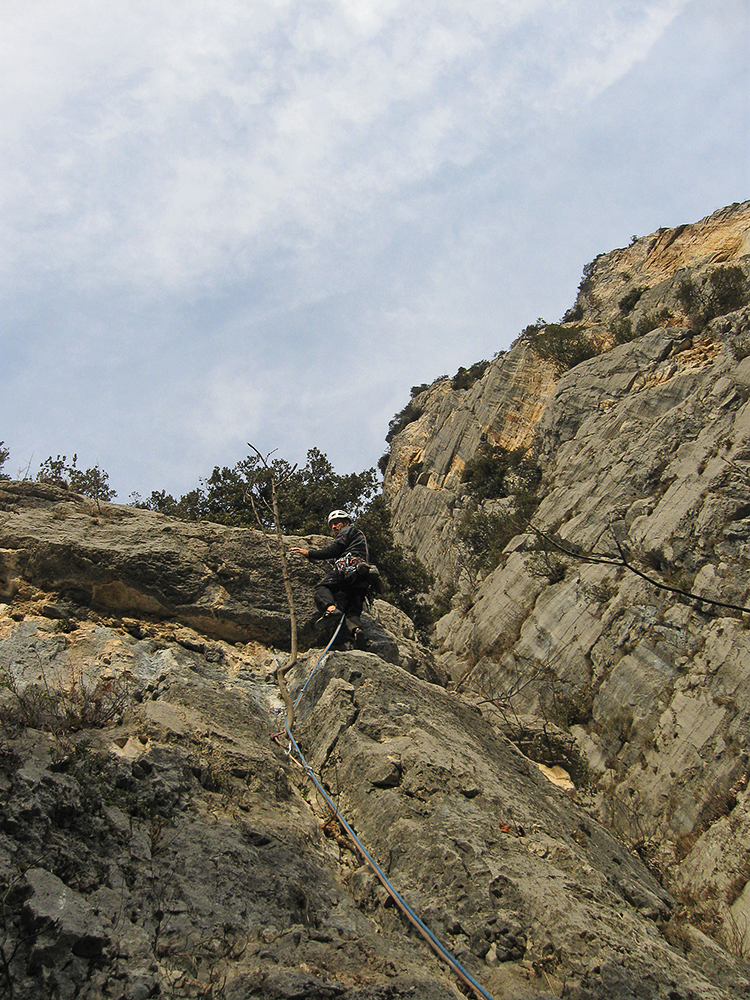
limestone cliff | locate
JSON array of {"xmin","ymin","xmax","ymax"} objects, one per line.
[
  {"xmin": 2, "ymin": 201, "xmax": 750, "ymax": 1000},
  {"xmin": 383, "ymin": 200, "xmax": 750, "ymax": 972},
  {"xmin": 2, "ymin": 482, "xmax": 748, "ymax": 998}
]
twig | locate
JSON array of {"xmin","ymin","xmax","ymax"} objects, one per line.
[
  {"xmin": 527, "ymin": 522, "xmax": 750, "ymax": 615},
  {"xmin": 246, "ymin": 444, "xmax": 300, "ymax": 731}
]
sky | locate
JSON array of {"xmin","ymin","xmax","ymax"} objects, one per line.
[{"xmin": 1, "ymin": 0, "xmax": 748, "ymax": 501}]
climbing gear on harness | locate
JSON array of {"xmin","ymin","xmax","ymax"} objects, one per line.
[{"xmin": 334, "ymin": 551, "xmax": 365, "ymax": 579}]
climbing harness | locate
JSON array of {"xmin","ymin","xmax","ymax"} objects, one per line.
[{"xmin": 271, "ymin": 613, "xmax": 498, "ymax": 1000}]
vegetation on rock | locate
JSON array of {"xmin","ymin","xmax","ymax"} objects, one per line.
[
  {"xmin": 135, "ymin": 447, "xmax": 377, "ymax": 535},
  {"xmin": 618, "ymin": 286, "xmax": 648, "ymax": 313},
  {"xmin": 384, "ymin": 399, "xmax": 424, "ymax": 444},
  {"xmin": 517, "ymin": 319, "xmax": 599, "ymax": 370},
  {"xmin": 451, "ymin": 359, "xmax": 490, "ymax": 391},
  {"xmin": 677, "ymin": 264, "xmax": 749, "ymax": 331},
  {"xmin": 457, "ymin": 442, "xmax": 542, "ymax": 572},
  {"xmin": 36, "ymin": 453, "xmax": 117, "ymax": 504}
]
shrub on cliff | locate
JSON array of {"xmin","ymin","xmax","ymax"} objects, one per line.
[
  {"xmin": 517, "ymin": 320, "xmax": 598, "ymax": 370},
  {"xmin": 458, "ymin": 442, "xmax": 542, "ymax": 572},
  {"xmin": 36, "ymin": 454, "xmax": 117, "ymax": 504},
  {"xmin": 385, "ymin": 400, "xmax": 424, "ymax": 444},
  {"xmin": 609, "ymin": 316, "xmax": 636, "ymax": 344},
  {"xmin": 678, "ymin": 265, "xmax": 749, "ymax": 330},
  {"xmin": 452, "ymin": 359, "xmax": 490, "ymax": 391},
  {"xmin": 137, "ymin": 447, "xmax": 377, "ymax": 535},
  {"xmin": 618, "ymin": 287, "xmax": 648, "ymax": 313},
  {"xmin": 461, "ymin": 441, "xmax": 540, "ymax": 502},
  {"xmin": 0, "ymin": 441, "xmax": 8, "ymax": 479}
]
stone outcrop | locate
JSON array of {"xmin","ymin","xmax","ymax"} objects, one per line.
[
  {"xmin": 2, "ymin": 486, "xmax": 748, "ymax": 997},
  {"xmin": 383, "ymin": 200, "xmax": 750, "ymax": 969},
  {"xmin": 3, "ymin": 201, "xmax": 750, "ymax": 999},
  {"xmin": 0, "ymin": 480, "xmax": 326, "ymax": 648}
]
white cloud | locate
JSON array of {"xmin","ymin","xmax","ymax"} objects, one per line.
[
  {"xmin": 0, "ymin": 1, "xmax": 690, "ymax": 296},
  {"xmin": 1, "ymin": 0, "xmax": 744, "ymax": 497}
]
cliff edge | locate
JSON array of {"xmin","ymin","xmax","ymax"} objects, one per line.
[{"xmin": 383, "ymin": 200, "xmax": 750, "ymax": 972}]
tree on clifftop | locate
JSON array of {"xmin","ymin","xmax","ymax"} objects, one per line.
[
  {"xmin": 136, "ymin": 447, "xmax": 434, "ymax": 628},
  {"xmin": 36, "ymin": 454, "xmax": 117, "ymax": 506},
  {"xmin": 136, "ymin": 447, "xmax": 378, "ymax": 534}
]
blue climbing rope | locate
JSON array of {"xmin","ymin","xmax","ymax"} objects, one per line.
[
  {"xmin": 293, "ymin": 612, "xmax": 346, "ymax": 710},
  {"xmin": 283, "ymin": 720, "xmax": 497, "ymax": 1000},
  {"xmin": 277, "ymin": 612, "xmax": 498, "ymax": 1000}
]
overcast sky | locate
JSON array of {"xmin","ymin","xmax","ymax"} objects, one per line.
[{"xmin": 1, "ymin": 0, "xmax": 748, "ymax": 501}]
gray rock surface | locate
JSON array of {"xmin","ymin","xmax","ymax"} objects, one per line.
[
  {"xmin": 383, "ymin": 200, "xmax": 750, "ymax": 970},
  {"xmin": 2, "ymin": 202, "xmax": 750, "ymax": 998},
  {"xmin": 0, "ymin": 579, "xmax": 748, "ymax": 997},
  {"xmin": 0, "ymin": 577, "xmax": 744, "ymax": 995},
  {"xmin": 0, "ymin": 480, "xmax": 331, "ymax": 649}
]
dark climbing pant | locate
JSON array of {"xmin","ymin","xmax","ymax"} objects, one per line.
[{"xmin": 314, "ymin": 570, "xmax": 367, "ymax": 631}]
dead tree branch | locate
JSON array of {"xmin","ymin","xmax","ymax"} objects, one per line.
[{"xmin": 246, "ymin": 444, "xmax": 300, "ymax": 730}]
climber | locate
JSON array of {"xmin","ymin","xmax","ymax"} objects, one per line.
[{"xmin": 290, "ymin": 509, "xmax": 374, "ymax": 646}]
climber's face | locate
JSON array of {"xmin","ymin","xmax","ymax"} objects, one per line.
[{"xmin": 330, "ymin": 520, "xmax": 345, "ymax": 533}]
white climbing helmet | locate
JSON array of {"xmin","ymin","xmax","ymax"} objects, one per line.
[{"xmin": 327, "ymin": 509, "xmax": 351, "ymax": 526}]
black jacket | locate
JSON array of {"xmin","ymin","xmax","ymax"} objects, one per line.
[{"xmin": 308, "ymin": 524, "xmax": 368, "ymax": 563}]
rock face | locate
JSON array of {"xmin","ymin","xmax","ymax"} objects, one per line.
[
  {"xmin": 383, "ymin": 200, "xmax": 750, "ymax": 971},
  {"xmin": 2, "ymin": 202, "xmax": 750, "ymax": 999},
  {"xmin": 386, "ymin": 346, "xmax": 558, "ymax": 590},
  {"xmin": 1, "ymin": 483, "xmax": 748, "ymax": 998},
  {"xmin": 384, "ymin": 201, "xmax": 750, "ymax": 592},
  {"xmin": 0, "ymin": 480, "xmax": 327, "ymax": 648}
]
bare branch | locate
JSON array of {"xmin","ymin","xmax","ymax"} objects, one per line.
[{"xmin": 246, "ymin": 443, "xmax": 300, "ymax": 731}]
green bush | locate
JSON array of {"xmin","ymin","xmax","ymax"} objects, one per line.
[
  {"xmin": 635, "ymin": 307, "xmax": 671, "ymax": 337},
  {"xmin": 678, "ymin": 266, "xmax": 749, "ymax": 330},
  {"xmin": 618, "ymin": 287, "xmax": 647, "ymax": 313},
  {"xmin": 706, "ymin": 265, "xmax": 748, "ymax": 316},
  {"xmin": 562, "ymin": 302, "xmax": 584, "ymax": 323},
  {"xmin": 577, "ymin": 257, "xmax": 599, "ymax": 299},
  {"xmin": 610, "ymin": 317, "xmax": 635, "ymax": 344},
  {"xmin": 0, "ymin": 441, "xmax": 8, "ymax": 480},
  {"xmin": 385, "ymin": 400, "xmax": 424, "ymax": 444},
  {"xmin": 457, "ymin": 508, "xmax": 515, "ymax": 573},
  {"xmin": 136, "ymin": 447, "xmax": 378, "ymax": 535},
  {"xmin": 452, "ymin": 359, "xmax": 490, "ymax": 391},
  {"xmin": 457, "ymin": 486, "xmax": 540, "ymax": 574},
  {"xmin": 458, "ymin": 442, "xmax": 541, "ymax": 573},
  {"xmin": 461, "ymin": 442, "xmax": 529, "ymax": 501},
  {"xmin": 37, "ymin": 454, "xmax": 117, "ymax": 504},
  {"xmin": 520, "ymin": 322, "xmax": 598, "ymax": 370}
]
